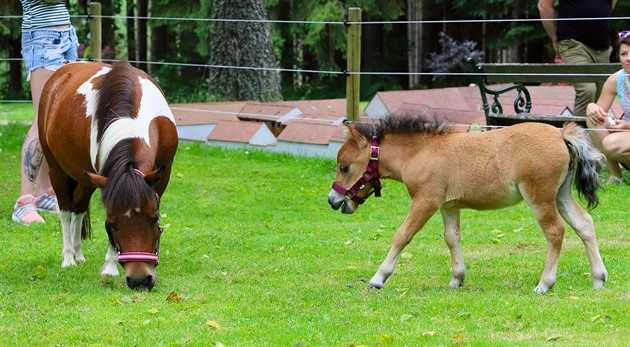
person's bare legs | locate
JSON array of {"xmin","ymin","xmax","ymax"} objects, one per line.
[
  {"xmin": 14, "ymin": 68, "xmax": 55, "ymax": 224},
  {"xmin": 586, "ymin": 118, "xmax": 623, "ymax": 183},
  {"xmin": 601, "ymin": 131, "xmax": 630, "ymax": 176}
]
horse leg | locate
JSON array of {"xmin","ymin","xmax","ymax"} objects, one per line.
[
  {"xmin": 100, "ymin": 245, "xmax": 120, "ymax": 277},
  {"xmin": 441, "ymin": 208, "xmax": 466, "ymax": 288},
  {"xmin": 369, "ymin": 199, "xmax": 439, "ymax": 289},
  {"xmin": 557, "ymin": 188, "xmax": 607, "ymax": 289},
  {"xmin": 70, "ymin": 212, "xmax": 86, "ymax": 262},
  {"xmin": 58, "ymin": 210, "xmax": 87, "ymax": 267},
  {"xmin": 58, "ymin": 211, "xmax": 76, "ymax": 267},
  {"xmin": 526, "ymin": 200, "xmax": 566, "ymax": 294},
  {"xmin": 46, "ymin": 163, "xmax": 84, "ymax": 267}
]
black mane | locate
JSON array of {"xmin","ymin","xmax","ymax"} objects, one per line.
[
  {"xmin": 100, "ymin": 139, "xmax": 154, "ymax": 213},
  {"xmin": 353, "ymin": 113, "xmax": 452, "ymax": 140}
]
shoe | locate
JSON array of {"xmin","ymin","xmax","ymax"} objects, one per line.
[
  {"xmin": 606, "ymin": 176, "xmax": 623, "ymax": 185},
  {"xmin": 12, "ymin": 195, "xmax": 45, "ymax": 225},
  {"xmin": 34, "ymin": 189, "xmax": 58, "ymax": 213}
]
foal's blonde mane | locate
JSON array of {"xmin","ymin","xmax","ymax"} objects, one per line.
[{"xmin": 353, "ymin": 113, "xmax": 452, "ymax": 140}]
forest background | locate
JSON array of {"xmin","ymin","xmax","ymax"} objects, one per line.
[{"xmin": 1, "ymin": 0, "xmax": 630, "ymax": 104}]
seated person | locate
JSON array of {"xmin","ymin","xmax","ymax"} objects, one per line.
[{"xmin": 586, "ymin": 30, "xmax": 630, "ymax": 184}]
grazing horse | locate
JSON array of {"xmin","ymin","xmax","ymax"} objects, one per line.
[
  {"xmin": 38, "ymin": 61, "xmax": 178, "ymax": 290},
  {"xmin": 328, "ymin": 114, "xmax": 608, "ymax": 294}
]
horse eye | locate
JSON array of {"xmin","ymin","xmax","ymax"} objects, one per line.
[
  {"xmin": 339, "ymin": 165, "xmax": 350, "ymax": 174},
  {"xmin": 105, "ymin": 221, "xmax": 117, "ymax": 232}
]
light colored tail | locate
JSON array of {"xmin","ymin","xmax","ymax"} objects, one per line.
[{"xmin": 561, "ymin": 122, "xmax": 603, "ymax": 209}]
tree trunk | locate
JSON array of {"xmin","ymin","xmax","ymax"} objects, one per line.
[
  {"xmin": 208, "ymin": 0, "xmax": 283, "ymax": 102},
  {"xmin": 127, "ymin": 1, "xmax": 136, "ymax": 62},
  {"xmin": 2, "ymin": 0, "xmax": 24, "ymax": 99},
  {"xmin": 101, "ymin": 0, "xmax": 116, "ymax": 59},
  {"xmin": 407, "ymin": 0, "xmax": 423, "ymax": 88},
  {"xmin": 9, "ymin": 35, "xmax": 24, "ymax": 98},
  {"xmin": 276, "ymin": 0, "xmax": 296, "ymax": 88},
  {"xmin": 136, "ymin": 0, "xmax": 148, "ymax": 71},
  {"xmin": 150, "ymin": 25, "xmax": 168, "ymax": 73}
]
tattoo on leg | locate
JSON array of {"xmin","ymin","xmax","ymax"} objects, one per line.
[{"xmin": 23, "ymin": 137, "xmax": 44, "ymax": 183}]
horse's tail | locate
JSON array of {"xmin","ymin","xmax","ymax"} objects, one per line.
[
  {"xmin": 561, "ymin": 122, "xmax": 603, "ymax": 209},
  {"xmin": 81, "ymin": 207, "xmax": 92, "ymax": 240}
]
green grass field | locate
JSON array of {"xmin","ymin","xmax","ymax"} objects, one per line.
[{"xmin": 1, "ymin": 115, "xmax": 630, "ymax": 346}]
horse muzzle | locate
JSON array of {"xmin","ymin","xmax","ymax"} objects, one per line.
[
  {"xmin": 124, "ymin": 262, "xmax": 157, "ymax": 290},
  {"xmin": 328, "ymin": 189, "xmax": 357, "ymax": 214}
]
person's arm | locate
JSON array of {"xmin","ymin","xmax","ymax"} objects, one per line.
[
  {"xmin": 612, "ymin": 0, "xmax": 617, "ymax": 10},
  {"xmin": 538, "ymin": 0, "xmax": 558, "ymax": 57},
  {"xmin": 587, "ymin": 73, "xmax": 617, "ymax": 124}
]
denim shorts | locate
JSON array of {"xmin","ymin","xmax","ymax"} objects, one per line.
[{"xmin": 21, "ymin": 26, "xmax": 78, "ymax": 81}]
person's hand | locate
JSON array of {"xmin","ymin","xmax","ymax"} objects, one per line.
[
  {"xmin": 586, "ymin": 103, "xmax": 607, "ymax": 126},
  {"xmin": 605, "ymin": 118, "xmax": 630, "ymax": 131}
]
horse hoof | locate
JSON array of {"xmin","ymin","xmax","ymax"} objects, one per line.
[
  {"xmin": 75, "ymin": 253, "xmax": 86, "ymax": 263},
  {"xmin": 593, "ymin": 280, "xmax": 606, "ymax": 290},
  {"xmin": 448, "ymin": 280, "xmax": 463, "ymax": 289},
  {"xmin": 101, "ymin": 264, "xmax": 120, "ymax": 277},
  {"xmin": 61, "ymin": 258, "xmax": 77, "ymax": 268},
  {"xmin": 368, "ymin": 280, "xmax": 384, "ymax": 289},
  {"xmin": 593, "ymin": 271, "xmax": 607, "ymax": 289},
  {"xmin": 532, "ymin": 285, "xmax": 550, "ymax": 295}
]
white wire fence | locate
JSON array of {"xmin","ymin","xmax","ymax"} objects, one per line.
[
  {"xmin": 1, "ymin": 13, "xmax": 628, "ymax": 128},
  {"xmin": 2, "ymin": 13, "xmax": 628, "ymax": 79}
]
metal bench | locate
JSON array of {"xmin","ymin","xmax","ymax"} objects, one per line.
[{"xmin": 466, "ymin": 57, "xmax": 618, "ymax": 129}]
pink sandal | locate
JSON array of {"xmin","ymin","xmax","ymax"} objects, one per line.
[
  {"xmin": 34, "ymin": 191, "xmax": 58, "ymax": 213},
  {"xmin": 12, "ymin": 195, "xmax": 45, "ymax": 225}
]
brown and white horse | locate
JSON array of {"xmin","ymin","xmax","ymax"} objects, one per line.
[
  {"xmin": 328, "ymin": 114, "xmax": 607, "ymax": 294},
  {"xmin": 38, "ymin": 61, "xmax": 178, "ymax": 290}
]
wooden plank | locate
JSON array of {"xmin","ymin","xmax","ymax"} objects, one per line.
[{"xmin": 484, "ymin": 63, "xmax": 618, "ymax": 84}]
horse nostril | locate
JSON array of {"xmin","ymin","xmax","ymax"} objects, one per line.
[
  {"xmin": 146, "ymin": 274, "xmax": 154, "ymax": 291},
  {"xmin": 126, "ymin": 274, "xmax": 155, "ymax": 291}
]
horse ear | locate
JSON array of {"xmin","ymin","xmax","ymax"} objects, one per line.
[
  {"xmin": 342, "ymin": 122, "xmax": 354, "ymax": 140},
  {"xmin": 343, "ymin": 122, "xmax": 363, "ymax": 140},
  {"xmin": 84, "ymin": 171, "xmax": 108, "ymax": 188},
  {"xmin": 343, "ymin": 123, "xmax": 369, "ymax": 148},
  {"xmin": 144, "ymin": 166, "xmax": 165, "ymax": 187}
]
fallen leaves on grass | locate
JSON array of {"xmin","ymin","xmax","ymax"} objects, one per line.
[
  {"xmin": 590, "ymin": 314, "xmax": 611, "ymax": 322},
  {"xmin": 206, "ymin": 320, "xmax": 221, "ymax": 329},
  {"xmin": 450, "ymin": 334, "xmax": 465, "ymax": 344},
  {"xmin": 546, "ymin": 333, "xmax": 561, "ymax": 341},
  {"xmin": 166, "ymin": 291, "xmax": 181, "ymax": 302},
  {"xmin": 375, "ymin": 334, "xmax": 393, "ymax": 343},
  {"xmin": 117, "ymin": 294, "xmax": 146, "ymax": 304}
]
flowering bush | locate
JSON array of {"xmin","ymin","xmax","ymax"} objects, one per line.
[{"xmin": 424, "ymin": 32, "xmax": 484, "ymax": 83}]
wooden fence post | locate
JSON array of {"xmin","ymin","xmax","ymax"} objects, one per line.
[
  {"xmin": 345, "ymin": 7, "xmax": 361, "ymax": 121},
  {"xmin": 89, "ymin": 2, "xmax": 102, "ymax": 61}
]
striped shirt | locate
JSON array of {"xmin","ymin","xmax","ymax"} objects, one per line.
[{"xmin": 21, "ymin": 0, "xmax": 71, "ymax": 31}]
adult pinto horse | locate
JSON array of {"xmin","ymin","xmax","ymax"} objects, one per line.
[
  {"xmin": 328, "ymin": 114, "xmax": 607, "ymax": 294},
  {"xmin": 38, "ymin": 61, "xmax": 178, "ymax": 290}
]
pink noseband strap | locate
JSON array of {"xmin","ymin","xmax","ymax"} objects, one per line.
[{"xmin": 118, "ymin": 252, "xmax": 159, "ymax": 263}]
